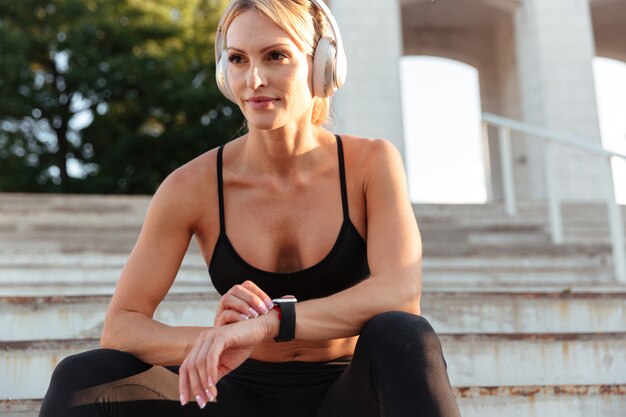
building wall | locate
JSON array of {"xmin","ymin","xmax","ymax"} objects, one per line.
[
  {"xmin": 513, "ymin": 0, "xmax": 607, "ymax": 201},
  {"xmin": 340, "ymin": 0, "xmax": 625, "ymax": 202},
  {"xmin": 327, "ymin": 0, "xmax": 406, "ymax": 159}
]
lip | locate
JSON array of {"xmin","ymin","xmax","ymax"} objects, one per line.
[{"xmin": 246, "ymin": 96, "xmax": 278, "ymax": 103}]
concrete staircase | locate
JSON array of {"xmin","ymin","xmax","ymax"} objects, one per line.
[{"xmin": 1, "ymin": 193, "xmax": 625, "ymax": 416}]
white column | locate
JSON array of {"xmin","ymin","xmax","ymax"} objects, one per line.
[
  {"xmin": 513, "ymin": 0, "xmax": 606, "ymax": 200},
  {"xmin": 329, "ymin": 0, "xmax": 406, "ymax": 158}
]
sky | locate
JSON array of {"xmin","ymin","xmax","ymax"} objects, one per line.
[{"xmin": 400, "ymin": 56, "xmax": 626, "ymax": 205}]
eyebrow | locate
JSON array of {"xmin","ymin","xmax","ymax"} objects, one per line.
[{"xmin": 226, "ymin": 43, "xmax": 293, "ymax": 53}]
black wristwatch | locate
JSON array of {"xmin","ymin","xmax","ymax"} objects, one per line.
[{"xmin": 271, "ymin": 297, "xmax": 297, "ymax": 342}]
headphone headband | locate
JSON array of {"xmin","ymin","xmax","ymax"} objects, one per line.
[{"xmin": 308, "ymin": 0, "xmax": 345, "ymax": 64}]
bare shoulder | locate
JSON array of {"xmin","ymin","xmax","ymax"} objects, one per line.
[
  {"xmin": 337, "ymin": 134, "xmax": 404, "ymax": 187},
  {"xmin": 166, "ymin": 148, "xmax": 217, "ymax": 190},
  {"xmin": 149, "ymin": 146, "xmax": 220, "ymax": 232}
]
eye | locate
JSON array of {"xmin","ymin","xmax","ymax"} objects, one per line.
[
  {"xmin": 269, "ymin": 50, "xmax": 289, "ymax": 61},
  {"xmin": 226, "ymin": 54, "xmax": 243, "ymax": 64}
]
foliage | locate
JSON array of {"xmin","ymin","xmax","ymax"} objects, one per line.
[{"xmin": 0, "ymin": 0, "xmax": 244, "ymax": 193}]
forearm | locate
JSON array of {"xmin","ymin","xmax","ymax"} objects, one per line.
[
  {"xmin": 100, "ymin": 310, "xmax": 206, "ymax": 366},
  {"xmin": 261, "ymin": 270, "xmax": 421, "ymax": 342}
]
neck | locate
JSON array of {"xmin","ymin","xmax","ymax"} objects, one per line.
[{"xmin": 241, "ymin": 124, "xmax": 328, "ymax": 183}]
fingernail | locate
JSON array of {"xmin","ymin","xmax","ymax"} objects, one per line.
[
  {"xmin": 248, "ymin": 307, "xmax": 259, "ymax": 318},
  {"xmin": 264, "ymin": 298, "xmax": 274, "ymax": 309},
  {"xmin": 196, "ymin": 395, "xmax": 206, "ymax": 409},
  {"xmin": 258, "ymin": 303, "xmax": 269, "ymax": 314},
  {"xmin": 205, "ymin": 389, "xmax": 214, "ymax": 402},
  {"xmin": 180, "ymin": 394, "xmax": 187, "ymax": 406},
  {"xmin": 240, "ymin": 313, "xmax": 249, "ymax": 320},
  {"xmin": 208, "ymin": 376, "xmax": 214, "ymax": 387}
]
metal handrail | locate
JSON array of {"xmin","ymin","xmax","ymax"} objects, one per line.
[{"xmin": 481, "ymin": 112, "xmax": 626, "ymax": 283}]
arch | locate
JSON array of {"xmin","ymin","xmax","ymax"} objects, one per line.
[
  {"xmin": 593, "ymin": 56, "xmax": 626, "ymax": 204},
  {"xmin": 400, "ymin": 55, "xmax": 487, "ymax": 203}
]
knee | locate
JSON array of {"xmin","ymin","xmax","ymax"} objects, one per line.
[
  {"xmin": 49, "ymin": 348, "xmax": 149, "ymax": 389},
  {"xmin": 50, "ymin": 350, "xmax": 99, "ymax": 388},
  {"xmin": 41, "ymin": 349, "xmax": 153, "ymax": 416},
  {"xmin": 356, "ymin": 311, "xmax": 442, "ymax": 364}
]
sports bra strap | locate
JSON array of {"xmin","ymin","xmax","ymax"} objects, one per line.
[
  {"xmin": 216, "ymin": 135, "xmax": 349, "ymax": 235},
  {"xmin": 217, "ymin": 144, "xmax": 226, "ymax": 234},
  {"xmin": 335, "ymin": 134, "xmax": 350, "ymax": 220}
]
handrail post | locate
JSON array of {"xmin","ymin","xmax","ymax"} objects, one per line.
[
  {"xmin": 544, "ymin": 141, "xmax": 564, "ymax": 244},
  {"xmin": 483, "ymin": 112, "xmax": 626, "ymax": 282},
  {"xmin": 604, "ymin": 156, "xmax": 626, "ymax": 282},
  {"xmin": 498, "ymin": 126, "xmax": 516, "ymax": 216},
  {"xmin": 482, "ymin": 121, "xmax": 494, "ymax": 202}
]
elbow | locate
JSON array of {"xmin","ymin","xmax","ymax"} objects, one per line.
[
  {"xmin": 402, "ymin": 271, "xmax": 422, "ymax": 316},
  {"xmin": 99, "ymin": 323, "xmax": 115, "ymax": 350},
  {"xmin": 100, "ymin": 311, "xmax": 122, "ymax": 349},
  {"xmin": 408, "ymin": 292, "xmax": 421, "ymax": 316},
  {"xmin": 401, "ymin": 289, "xmax": 421, "ymax": 316}
]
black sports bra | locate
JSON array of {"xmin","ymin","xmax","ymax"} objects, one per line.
[{"xmin": 208, "ymin": 134, "xmax": 371, "ymax": 301}]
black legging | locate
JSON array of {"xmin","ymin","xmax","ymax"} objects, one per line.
[{"xmin": 39, "ymin": 311, "xmax": 461, "ymax": 417}]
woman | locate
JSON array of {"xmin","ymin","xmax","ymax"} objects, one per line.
[{"xmin": 39, "ymin": 1, "xmax": 461, "ymax": 416}]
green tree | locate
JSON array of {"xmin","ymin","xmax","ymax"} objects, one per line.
[{"xmin": 0, "ymin": 0, "xmax": 243, "ymax": 194}]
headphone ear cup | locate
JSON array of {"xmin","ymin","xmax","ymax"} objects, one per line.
[
  {"xmin": 216, "ymin": 55, "xmax": 236, "ymax": 103},
  {"xmin": 312, "ymin": 36, "xmax": 337, "ymax": 98}
]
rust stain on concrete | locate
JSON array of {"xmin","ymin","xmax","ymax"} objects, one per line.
[
  {"xmin": 453, "ymin": 385, "xmax": 626, "ymax": 398},
  {"xmin": 443, "ymin": 332, "xmax": 626, "ymax": 342},
  {"xmin": 0, "ymin": 292, "xmax": 219, "ymax": 307}
]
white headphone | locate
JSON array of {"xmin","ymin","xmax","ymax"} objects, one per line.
[{"xmin": 214, "ymin": 0, "xmax": 347, "ymax": 103}]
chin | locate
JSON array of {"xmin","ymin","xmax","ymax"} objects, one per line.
[{"xmin": 246, "ymin": 116, "xmax": 286, "ymax": 131}]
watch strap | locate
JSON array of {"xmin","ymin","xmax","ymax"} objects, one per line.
[{"xmin": 272, "ymin": 298, "xmax": 296, "ymax": 342}]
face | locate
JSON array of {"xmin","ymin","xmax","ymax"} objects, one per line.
[{"xmin": 225, "ymin": 9, "xmax": 315, "ymax": 131}]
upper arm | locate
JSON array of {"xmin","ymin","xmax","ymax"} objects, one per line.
[
  {"xmin": 363, "ymin": 139, "xmax": 422, "ymax": 301},
  {"xmin": 105, "ymin": 168, "xmax": 200, "ymax": 320}
]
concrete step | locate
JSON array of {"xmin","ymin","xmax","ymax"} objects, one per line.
[
  {"xmin": 413, "ymin": 201, "xmax": 626, "ymax": 217},
  {"xmin": 0, "ymin": 226, "xmax": 616, "ymax": 255},
  {"xmin": 2, "ymin": 333, "xmax": 625, "ymax": 398},
  {"xmin": 2, "ymin": 192, "xmax": 623, "ymax": 218},
  {"xmin": 0, "ymin": 193, "xmax": 149, "ymax": 214},
  {"xmin": 0, "ymin": 399, "xmax": 40, "ymax": 417},
  {"xmin": 2, "ymin": 274, "xmax": 624, "ymax": 296},
  {"xmin": 3, "ymin": 290, "xmax": 625, "ymax": 341},
  {"xmin": 2, "ymin": 194, "xmax": 623, "ymax": 229},
  {"xmin": 0, "ymin": 282, "xmax": 214, "ymax": 297},
  {"xmin": 2, "ymin": 385, "xmax": 625, "ymax": 417},
  {"xmin": 0, "ymin": 252, "xmax": 613, "ymax": 269},
  {"xmin": 454, "ymin": 384, "xmax": 626, "ymax": 417},
  {"xmin": 0, "ymin": 227, "xmax": 554, "ymax": 247},
  {"xmin": 0, "ymin": 251, "xmax": 615, "ymax": 286}
]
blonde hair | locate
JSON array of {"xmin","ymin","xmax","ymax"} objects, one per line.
[{"xmin": 217, "ymin": 0, "xmax": 331, "ymax": 127}]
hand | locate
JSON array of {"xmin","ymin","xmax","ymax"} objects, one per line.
[
  {"xmin": 179, "ymin": 310, "xmax": 278, "ymax": 408},
  {"xmin": 213, "ymin": 280, "xmax": 274, "ymax": 327}
]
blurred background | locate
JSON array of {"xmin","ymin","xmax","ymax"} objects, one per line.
[{"xmin": 0, "ymin": 0, "xmax": 242, "ymax": 194}]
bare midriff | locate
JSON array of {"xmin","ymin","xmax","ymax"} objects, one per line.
[{"xmin": 249, "ymin": 336, "xmax": 359, "ymax": 362}]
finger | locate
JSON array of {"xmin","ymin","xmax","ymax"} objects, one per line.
[
  {"xmin": 224, "ymin": 292, "xmax": 261, "ymax": 318},
  {"xmin": 205, "ymin": 337, "xmax": 225, "ymax": 401},
  {"xmin": 187, "ymin": 342, "xmax": 209, "ymax": 409},
  {"xmin": 179, "ymin": 358, "xmax": 190, "ymax": 406},
  {"xmin": 229, "ymin": 284, "xmax": 270, "ymax": 316},
  {"xmin": 241, "ymin": 280, "xmax": 274, "ymax": 310},
  {"xmin": 217, "ymin": 309, "xmax": 250, "ymax": 326},
  {"xmin": 195, "ymin": 336, "xmax": 218, "ymax": 402},
  {"xmin": 214, "ymin": 296, "xmax": 248, "ymax": 327}
]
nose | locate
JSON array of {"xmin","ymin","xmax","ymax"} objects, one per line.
[{"xmin": 246, "ymin": 65, "xmax": 266, "ymax": 90}]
